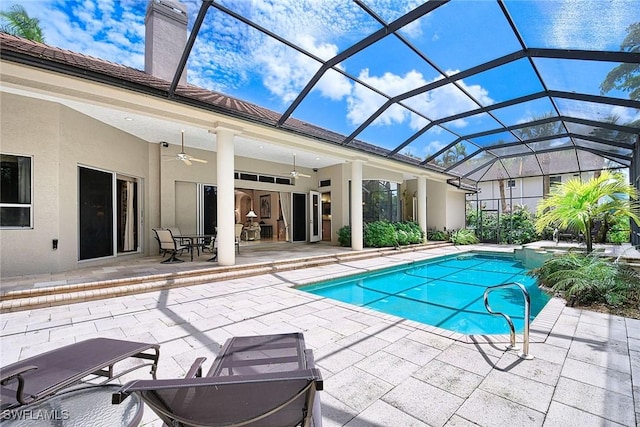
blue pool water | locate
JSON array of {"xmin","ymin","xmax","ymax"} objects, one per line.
[{"xmin": 300, "ymin": 252, "xmax": 550, "ymax": 335}]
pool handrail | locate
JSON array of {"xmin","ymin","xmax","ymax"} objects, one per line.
[{"xmin": 483, "ymin": 282, "xmax": 533, "ymax": 360}]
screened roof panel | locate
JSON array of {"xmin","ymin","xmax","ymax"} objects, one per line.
[
  {"xmin": 462, "ymin": 59, "xmax": 545, "ymax": 106},
  {"xmin": 573, "ymin": 139, "xmax": 633, "ymax": 157},
  {"xmin": 445, "ymin": 150, "xmax": 495, "ymax": 176},
  {"xmin": 294, "ymin": 75, "xmax": 386, "ymax": 136},
  {"xmin": 481, "ymin": 161, "xmax": 511, "ymax": 181},
  {"xmin": 172, "ymin": 0, "xmax": 640, "ymax": 184},
  {"xmin": 512, "ymin": 120, "xmax": 565, "ymax": 141},
  {"xmin": 534, "ymin": 58, "xmax": 635, "ymax": 99},
  {"xmin": 506, "ymin": 0, "xmax": 640, "ymax": 51},
  {"xmin": 437, "ymin": 112, "xmax": 504, "ymax": 139},
  {"xmin": 487, "ymin": 144, "xmax": 533, "ymax": 158},
  {"xmin": 526, "ymin": 137, "xmax": 574, "ymax": 152},
  {"xmin": 554, "ymin": 98, "xmax": 640, "ymax": 127},
  {"xmin": 502, "ymin": 155, "xmax": 543, "ymax": 178},
  {"xmin": 400, "ymin": 126, "xmax": 460, "ymax": 161},
  {"xmin": 216, "ymin": 0, "xmax": 382, "ymax": 53},
  {"xmin": 466, "ymin": 162, "xmax": 495, "ymax": 182},
  {"xmin": 564, "ymin": 122, "xmax": 637, "ymax": 144},
  {"xmin": 489, "ymin": 98, "xmax": 559, "ymax": 127},
  {"xmin": 338, "ymin": 35, "xmax": 440, "ymax": 91},
  {"xmin": 427, "ymin": 141, "xmax": 477, "ymax": 169},
  {"xmin": 404, "ymin": 83, "xmax": 479, "ymax": 121},
  {"xmin": 357, "ymin": 105, "xmax": 423, "ymax": 150},
  {"xmin": 539, "ymin": 149, "xmax": 580, "ymax": 175},
  {"xmin": 576, "ymin": 149, "xmax": 625, "ymax": 170},
  {"xmin": 468, "ymin": 131, "xmax": 519, "ymax": 147},
  {"xmin": 399, "ymin": 0, "xmax": 521, "ymax": 71}
]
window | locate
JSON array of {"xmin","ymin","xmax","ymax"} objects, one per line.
[
  {"xmin": 506, "ymin": 179, "xmax": 516, "ymax": 188},
  {"xmin": 1, "ymin": 154, "xmax": 32, "ymax": 228},
  {"xmin": 362, "ymin": 180, "xmax": 399, "ymax": 223},
  {"xmin": 550, "ymin": 176, "xmax": 562, "ymax": 186}
]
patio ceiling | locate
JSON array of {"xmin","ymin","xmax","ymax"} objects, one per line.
[{"xmin": 170, "ymin": 0, "xmax": 640, "ymax": 187}]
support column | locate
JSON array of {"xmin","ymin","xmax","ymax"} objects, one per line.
[
  {"xmin": 632, "ymin": 135, "xmax": 640, "ymax": 246},
  {"xmin": 417, "ymin": 175, "xmax": 427, "ymax": 242},
  {"xmin": 211, "ymin": 123, "xmax": 241, "ymax": 266},
  {"xmin": 351, "ymin": 159, "xmax": 364, "ymax": 251}
]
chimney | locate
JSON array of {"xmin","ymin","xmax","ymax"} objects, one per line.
[{"xmin": 145, "ymin": 0, "xmax": 188, "ymax": 85}]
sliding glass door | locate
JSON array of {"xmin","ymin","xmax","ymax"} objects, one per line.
[
  {"xmin": 79, "ymin": 166, "xmax": 140, "ymax": 260},
  {"xmin": 79, "ymin": 167, "xmax": 113, "ymax": 260}
]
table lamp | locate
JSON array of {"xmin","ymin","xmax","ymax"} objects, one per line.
[{"xmin": 246, "ymin": 210, "xmax": 257, "ymax": 224}]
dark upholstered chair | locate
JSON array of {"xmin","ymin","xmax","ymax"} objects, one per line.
[
  {"xmin": 113, "ymin": 333, "xmax": 323, "ymax": 427},
  {"xmin": 0, "ymin": 338, "xmax": 159, "ymax": 410}
]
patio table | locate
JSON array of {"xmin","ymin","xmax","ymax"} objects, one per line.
[{"xmin": 174, "ymin": 234, "xmax": 215, "ymax": 261}]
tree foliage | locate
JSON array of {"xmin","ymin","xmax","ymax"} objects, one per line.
[
  {"xmin": 535, "ymin": 171, "xmax": 640, "ymax": 253},
  {"xmin": 0, "ymin": 4, "xmax": 45, "ymax": 43},
  {"xmin": 601, "ymin": 22, "xmax": 640, "ymax": 100}
]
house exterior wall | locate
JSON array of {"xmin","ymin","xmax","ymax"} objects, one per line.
[
  {"xmin": 1, "ymin": 93, "xmax": 152, "ymax": 277},
  {"xmin": 473, "ymin": 172, "xmax": 594, "ymax": 216},
  {"xmin": 1, "ymin": 93, "xmax": 61, "ymax": 276},
  {"xmin": 0, "ymin": 65, "xmax": 456, "ymax": 278}
]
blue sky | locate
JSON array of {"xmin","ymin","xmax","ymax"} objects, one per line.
[{"xmin": 9, "ymin": 0, "xmax": 640, "ymax": 160}]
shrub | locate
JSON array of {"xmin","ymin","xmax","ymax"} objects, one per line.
[
  {"xmin": 529, "ymin": 253, "xmax": 640, "ymax": 307},
  {"xmin": 364, "ymin": 221, "xmax": 397, "ymax": 247},
  {"xmin": 499, "ymin": 207, "xmax": 540, "ymax": 244},
  {"xmin": 428, "ymin": 229, "xmax": 449, "ymax": 241},
  {"xmin": 394, "ymin": 221, "xmax": 424, "ymax": 245},
  {"xmin": 336, "ymin": 221, "xmax": 425, "ymax": 248},
  {"xmin": 449, "ymin": 228, "xmax": 479, "ymax": 245},
  {"xmin": 337, "ymin": 226, "xmax": 351, "ymax": 247}
]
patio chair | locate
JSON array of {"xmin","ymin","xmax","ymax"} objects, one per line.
[
  {"xmin": 113, "ymin": 332, "xmax": 323, "ymax": 427},
  {"xmin": 235, "ymin": 223, "xmax": 243, "ymax": 254},
  {"xmin": 167, "ymin": 227, "xmax": 192, "ymax": 247},
  {"xmin": 0, "ymin": 338, "xmax": 159, "ymax": 410},
  {"xmin": 154, "ymin": 228, "xmax": 189, "ymax": 263}
]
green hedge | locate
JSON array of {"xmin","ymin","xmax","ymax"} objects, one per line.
[{"xmin": 337, "ymin": 221, "xmax": 424, "ymax": 248}]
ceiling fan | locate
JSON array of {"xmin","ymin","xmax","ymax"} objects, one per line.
[
  {"xmin": 163, "ymin": 130, "xmax": 207, "ymax": 166},
  {"xmin": 290, "ymin": 154, "xmax": 310, "ymax": 179}
]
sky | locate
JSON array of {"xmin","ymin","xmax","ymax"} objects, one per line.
[{"xmin": 6, "ymin": 0, "xmax": 640, "ymax": 162}]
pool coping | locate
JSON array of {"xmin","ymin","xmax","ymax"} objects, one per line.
[{"xmin": 291, "ymin": 246, "xmax": 564, "ymax": 348}]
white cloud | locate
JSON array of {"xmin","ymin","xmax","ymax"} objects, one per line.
[
  {"xmin": 547, "ymin": 0, "xmax": 635, "ymax": 50},
  {"xmin": 345, "ymin": 68, "xmax": 493, "ymax": 131}
]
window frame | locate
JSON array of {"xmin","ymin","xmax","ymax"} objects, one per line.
[{"xmin": 0, "ymin": 153, "xmax": 33, "ymax": 229}]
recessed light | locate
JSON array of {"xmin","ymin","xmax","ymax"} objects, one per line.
[
  {"xmin": 259, "ymin": 145, "xmax": 264, "ymax": 149},
  {"xmin": 124, "ymin": 117, "xmax": 134, "ymax": 121}
]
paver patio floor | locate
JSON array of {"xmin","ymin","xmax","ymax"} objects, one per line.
[{"xmin": 1, "ymin": 244, "xmax": 639, "ymax": 426}]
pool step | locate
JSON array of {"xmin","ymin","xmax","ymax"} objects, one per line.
[{"xmin": 0, "ymin": 241, "xmax": 453, "ymax": 312}]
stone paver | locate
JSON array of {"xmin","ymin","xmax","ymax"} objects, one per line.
[{"xmin": 1, "ymin": 244, "xmax": 639, "ymax": 426}]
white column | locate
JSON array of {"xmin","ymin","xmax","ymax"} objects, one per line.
[
  {"xmin": 351, "ymin": 159, "xmax": 364, "ymax": 251},
  {"xmin": 417, "ymin": 175, "xmax": 427, "ymax": 242},
  {"xmin": 211, "ymin": 123, "xmax": 241, "ymax": 266}
]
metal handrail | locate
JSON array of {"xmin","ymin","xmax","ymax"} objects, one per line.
[{"xmin": 483, "ymin": 282, "xmax": 533, "ymax": 360}]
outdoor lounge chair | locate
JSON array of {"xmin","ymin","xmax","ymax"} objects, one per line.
[
  {"xmin": 113, "ymin": 332, "xmax": 323, "ymax": 427},
  {"xmin": 0, "ymin": 338, "xmax": 159, "ymax": 410}
]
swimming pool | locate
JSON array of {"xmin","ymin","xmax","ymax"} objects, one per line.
[{"xmin": 300, "ymin": 252, "xmax": 550, "ymax": 335}]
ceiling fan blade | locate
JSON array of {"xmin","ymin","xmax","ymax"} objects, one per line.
[
  {"xmin": 182, "ymin": 158, "xmax": 192, "ymax": 166},
  {"xmin": 189, "ymin": 157, "xmax": 208, "ymax": 164},
  {"xmin": 298, "ymin": 173, "xmax": 311, "ymax": 178}
]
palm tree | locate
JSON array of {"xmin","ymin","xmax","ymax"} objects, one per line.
[
  {"xmin": 601, "ymin": 22, "xmax": 639, "ymax": 101},
  {"xmin": 535, "ymin": 171, "xmax": 640, "ymax": 253},
  {"xmin": 0, "ymin": 5, "xmax": 45, "ymax": 43}
]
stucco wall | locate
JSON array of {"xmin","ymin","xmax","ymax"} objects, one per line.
[
  {"xmin": 1, "ymin": 93, "xmax": 61, "ymax": 277},
  {"xmin": 1, "ymin": 93, "xmax": 152, "ymax": 277}
]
